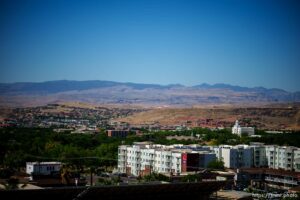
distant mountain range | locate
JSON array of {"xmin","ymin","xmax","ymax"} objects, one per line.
[{"xmin": 0, "ymin": 80, "xmax": 299, "ymax": 107}]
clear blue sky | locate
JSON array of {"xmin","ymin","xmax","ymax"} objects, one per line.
[{"xmin": 1, "ymin": 0, "xmax": 300, "ymax": 91}]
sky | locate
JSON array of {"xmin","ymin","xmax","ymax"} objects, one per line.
[{"xmin": 0, "ymin": 0, "xmax": 300, "ymax": 92}]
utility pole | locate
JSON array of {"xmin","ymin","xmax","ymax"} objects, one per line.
[
  {"xmin": 90, "ymin": 167, "xmax": 93, "ymax": 186},
  {"xmin": 150, "ymin": 160, "xmax": 152, "ymax": 176}
]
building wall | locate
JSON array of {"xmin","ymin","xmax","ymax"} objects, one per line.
[
  {"xmin": 118, "ymin": 144, "xmax": 213, "ymax": 176},
  {"xmin": 117, "ymin": 145, "xmax": 127, "ymax": 173},
  {"xmin": 199, "ymin": 153, "xmax": 216, "ymax": 168},
  {"xmin": 252, "ymin": 145, "xmax": 267, "ymax": 167},
  {"xmin": 277, "ymin": 147, "xmax": 294, "ymax": 170},
  {"xmin": 232, "ymin": 120, "xmax": 254, "ymax": 136},
  {"xmin": 240, "ymin": 147, "xmax": 253, "ymax": 168},
  {"xmin": 171, "ymin": 152, "xmax": 182, "ymax": 175},
  {"xmin": 265, "ymin": 145, "xmax": 300, "ymax": 171},
  {"xmin": 266, "ymin": 146, "xmax": 276, "ymax": 169},
  {"xmin": 240, "ymin": 127, "xmax": 255, "ymax": 136},
  {"xmin": 153, "ymin": 149, "xmax": 172, "ymax": 174},
  {"xmin": 212, "ymin": 146, "xmax": 222, "ymax": 161},
  {"xmin": 191, "ymin": 153, "xmax": 203, "ymax": 171},
  {"xmin": 294, "ymin": 149, "xmax": 300, "ymax": 172},
  {"xmin": 118, "ymin": 143, "xmax": 300, "ymax": 176},
  {"xmin": 221, "ymin": 148, "xmax": 233, "ymax": 168},
  {"xmin": 107, "ymin": 130, "xmax": 129, "ymax": 138},
  {"xmin": 26, "ymin": 162, "xmax": 61, "ymax": 175},
  {"xmin": 220, "ymin": 145, "xmax": 253, "ymax": 168},
  {"xmin": 236, "ymin": 169, "xmax": 300, "ymax": 191},
  {"xmin": 126, "ymin": 145, "xmax": 142, "ymax": 176}
]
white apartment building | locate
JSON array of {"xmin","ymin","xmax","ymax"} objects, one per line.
[
  {"xmin": 265, "ymin": 145, "xmax": 299, "ymax": 171},
  {"xmin": 119, "ymin": 143, "xmax": 300, "ymax": 175},
  {"xmin": 118, "ymin": 145, "xmax": 127, "ymax": 174},
  {"xmin": 118, "ymin": 143, "xmax": 181, "ymax": 176},
  {"xmin": 153, "ymin": 148, "xmax": 173, "ymax": 174},
  {"xmin": 214, "ymin": 143, "xmax": 300, "ymax": 171},
  {"xmin": 125, "ymin": 144, "xmax": 144, "ymax": 176},
  {"xmin": 118, "ymin": 142, "xmax": 216, "ymax": 176},
  {"xmin": 294, "ymin": 149, "xmax": 300, "ymax": 172},
  {"xmin": 251, "ymin": 142, "xmax": 267, "ymax": 167},
  {"xmin": 26, "ymin": 162, "xmax": 61, "ymax": 175},
  {"xmin": 217, "ymin": 145, "xmax": 253, "ymax": 168},
  {"xmin": 213, "ymin": 143, "xmax": 266, "ymax": 169},
  {"xmin": 232, "ymin": 120, "xmax": 255, "ymax": 136}
]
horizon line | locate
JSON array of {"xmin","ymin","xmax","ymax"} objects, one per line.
[{"xmin": 0, "ymin": 79, "xmax": 298, "ymax": 93}]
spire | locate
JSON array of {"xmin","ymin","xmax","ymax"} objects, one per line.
[{"xmin": 235, "ymin": 120, "xmax": 239, "ymax": 126}]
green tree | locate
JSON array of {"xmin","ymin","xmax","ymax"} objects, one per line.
[
  {"xmin": 4, "ymin": 177, "xmax": 19, "ymax": 190},
  {"xmin": 143, "ymin": 173, "xmax": 170, "ymax": 182},
  {"xmin": 181, "ymin": 173, "xmax": 202, "ymax": 182},
  {"xmin": 207, "ymin": 159, "xmax": 225, "ymax": 170}
]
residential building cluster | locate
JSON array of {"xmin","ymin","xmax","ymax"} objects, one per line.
[
  {"xmin": 214, "ymin": 143, "xmax": 300, "ymax": 172},
  {"xmin": 0, "ymin": 104, "xmax": 145, "ymax": 131},
  {"xmin": 118, "ymin": 142, "xmax": 300, "ymax": 177},
  {"xmin": 118, "ymin": 142, "xmax": 216, "ymax": 176}
]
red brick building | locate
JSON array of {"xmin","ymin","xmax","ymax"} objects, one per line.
[{"xmin": 107, "ymin": 130, "xmax": 129, "ymax": 138}]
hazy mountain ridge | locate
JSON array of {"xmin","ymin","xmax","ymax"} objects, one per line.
[
  {"xmin": 0, "ymin": 80, "xmax": 181, "ymax": 95},
  {"xmin": 0, "ymin": 80, "xmax": 299, "ymax": 107}
]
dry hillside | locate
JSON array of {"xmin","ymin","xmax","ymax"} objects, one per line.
[{"xmin": 116, "ymin": 104, "xmax": 300, "ymax": 130}]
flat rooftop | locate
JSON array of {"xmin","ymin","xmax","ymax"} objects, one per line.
[{"xmin": 26, "ymin": 162, "xmax": 61, "ymax": 165}]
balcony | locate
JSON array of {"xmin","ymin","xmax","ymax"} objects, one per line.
[
  {"xmin": 118, "ymin": 150, "xmax": 127, "ymax": 155},
  {"xmin": 265, "ymin": 177, "xmax": 298, "ymax": 185}
]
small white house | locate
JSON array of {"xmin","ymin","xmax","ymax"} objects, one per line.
[
  {"xmin": 232, "ymin": 120, "xmax": 254, "ymax": 136},
  {"xmin": 26, "ymin": 162, "xmax": 62, "ymax": 175}
]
